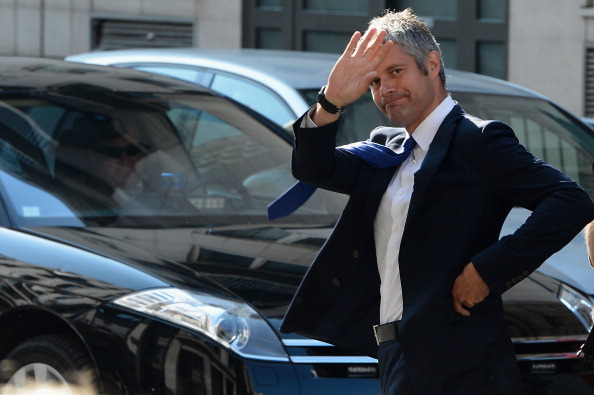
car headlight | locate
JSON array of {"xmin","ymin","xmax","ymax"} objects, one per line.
[
  {"xmin": 558, "ymin": 283, "xmax": 594, "ymax": 329},
  {"xmin": 112, "ymin": 288, "xmax": 289, "ymax": 361}
]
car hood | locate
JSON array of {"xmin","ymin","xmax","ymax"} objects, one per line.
[
  {"xmin": 11, "ymin": 222, "xmax": 588, "ymax": 339},
  {"xmin": 17, "ymin": 224, "xmax": 319, "ymax": 314}
]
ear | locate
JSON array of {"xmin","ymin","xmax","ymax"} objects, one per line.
[{"xmin": 426, "ymin": 50, "xmax": 441, "ymax": 78}]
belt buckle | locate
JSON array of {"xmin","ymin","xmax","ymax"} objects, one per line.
[{"xmin": 373, "ymin": 324, "xmax": 380, "ymax": 345}]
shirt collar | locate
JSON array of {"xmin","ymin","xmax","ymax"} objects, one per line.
[{"xmin": 409, "ymin": 95, "xmax": 455, "ymax": 151}]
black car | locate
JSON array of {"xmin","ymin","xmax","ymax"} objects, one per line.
[{"xmin": 0, "ymin": 57, "xmax": 593, "ymax": 394}]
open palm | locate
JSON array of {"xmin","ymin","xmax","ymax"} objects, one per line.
[{"xmin": 324, "ymin": 28, "xmax": 393, "ymax": 107}]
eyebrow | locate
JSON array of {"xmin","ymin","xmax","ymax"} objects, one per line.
[{"xmin": 383, "ymin": 63, "xmax": 406, "ymax": 73}]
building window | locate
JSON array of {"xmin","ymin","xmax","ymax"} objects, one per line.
[
  {"xmin": 391, "ymin": 0, "xmax": 457, "ymax": 19},
  {"xmin": 387, "ymin": 0, "xmax": 508, "ymax": 79},
  {"xmin": 257, "ymin": 28, "xmax": 283, "ymax": 49},
  {"xmin": 304, "ymin": 0, "xmax": 371, "ymax": 13},
  {"xmin": 476, "ymin": 41, "xmax": 506, "ymax": 80},
  {"xmin": 243, "ymin": 0, "xmax": 508, "ymax": 79},
  {"xmin": 439, "ymin": 39, "xmax": 457, "ymax": 70},
  {"xmin": 91, "ymin": 18, "xmax": 193, "ymax": 50},
  {"xmin": 243, "ymin": 0, "xmax": 384, "ymax": 52},
  {"xmin": 258, "ymin": 0, "xmax": 283, "ymax": 9},
  {"xmin": 304, "ymin": 32, "xmax": 353, "ymax": 52},
  {"xmin": 478, "ymin": 0, "xmax": 506, "ymax": 21}
]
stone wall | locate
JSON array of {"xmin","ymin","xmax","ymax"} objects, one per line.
[{"xmin": 0, "ymin": 0, "xmax": 242, "ymax": 59}]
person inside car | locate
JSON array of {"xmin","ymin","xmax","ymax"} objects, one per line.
[{"xmin": 56, "ymin": 115, "xmax": 149, "ymax": 209}]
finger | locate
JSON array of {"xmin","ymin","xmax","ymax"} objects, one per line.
[
  {"xmin": 377, "ymin": 38, "xmax": 394, "ymax": 58},
  {"xmin": 364, "ymin": 30, "xmax": 388, "ymax": 59},
  {"xmin": 362, "ymin": 39, "xmax": 391, "ymax": 71},
  {"xmin": 453, "ymin": 300, "xmax": 471, "ymax": 317},
  {"xmin": 354, "ymin": 28, "xmax": 377, "ymax": 56},
  {"xmin": 343, "ymin": 31, "xmax": 362, "ymax": 57},
  {"xmin": 361, "ymin": 70, "xmax": 378, "ymax": 85},
  {"xmin": 360, "ymin": 30, "xmax": 387, "ymax": 61}
]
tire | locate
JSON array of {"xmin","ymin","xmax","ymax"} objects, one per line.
[{"xmin": 0, "ymin": 334, "xmax": 99, "ymax": 394}]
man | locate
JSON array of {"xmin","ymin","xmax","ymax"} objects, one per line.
[
  {"xmin": 57, "ymin": 115, "xmax": 149, "ymax": 206},
  {"xmin": 279, "ymin": 8, "xmax": 594, "ymax": 395}
]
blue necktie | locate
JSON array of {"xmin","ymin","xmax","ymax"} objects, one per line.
[{"xmin": 267, "ymin": 137, "xmax": 416, "ymax": 220}]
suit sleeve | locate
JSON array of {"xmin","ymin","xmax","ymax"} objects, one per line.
[
  {"xmin": 470, "ymin": 121, "xmax": 594, "ymax": 295},
  {"xmin": 291, "ymin": 112, "xmax": 364, "ymax": 195}
]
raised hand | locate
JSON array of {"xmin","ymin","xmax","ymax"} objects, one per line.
[
  {"xmin": 325, "ymin": 28, "xmax": 393, "ymax": 107},
  {"xmin": 312, "ymin": 28, "xmax": 393, "ymax": 125}
]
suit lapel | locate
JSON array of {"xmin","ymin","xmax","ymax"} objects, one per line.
[{"xmin": 404, "ymin": 106, "xmax": 464, "ymax": 228}]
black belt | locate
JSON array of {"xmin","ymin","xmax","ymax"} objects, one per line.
[{"xmin": 373, "ymin": 321, "xmax": 401, "ymax": 345}]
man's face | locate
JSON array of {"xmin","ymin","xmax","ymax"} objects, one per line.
[
  {"xmin": 369, "ymin": 44, "xmax": 441, "ymax": 133},
  {"xmin": 88, "ymin": 132, "xmax": 144, "ymax": 188}
]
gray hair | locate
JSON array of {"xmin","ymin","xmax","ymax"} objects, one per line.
[{"xmin": 368, "ymin": 8, "xmax": 446, "ymax": 86}]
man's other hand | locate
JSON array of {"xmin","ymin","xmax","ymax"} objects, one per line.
[{"xmin": 452, "ymin": 262, "xmax": 490, "ymax": 317}]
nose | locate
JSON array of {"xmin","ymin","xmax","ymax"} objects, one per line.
[{"xmin": 379, "ymin": 79, "xmax": 396, "ymax": 97}]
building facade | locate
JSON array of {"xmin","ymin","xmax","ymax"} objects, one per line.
[
  {"xmin": 0, "ymin": 0, "xmax": 242, "ymax": 56},
  {"xmin": 509, "ymin": 0, "xmax": 592, "ymax": 117},
  {"xmin": 0, "ymin": 0, "xmax": 590, "ymax": 116}
]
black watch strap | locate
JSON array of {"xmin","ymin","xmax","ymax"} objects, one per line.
[{"xmin": 317, "ymin": 85, "xmax": 346, "ymax": 115}]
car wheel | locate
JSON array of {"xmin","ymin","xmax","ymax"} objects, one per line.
[{"xmin": 0, "ymin": 334, "xmax": 98, "ymax": 393}]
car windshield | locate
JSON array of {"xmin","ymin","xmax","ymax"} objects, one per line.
[{"xmin": 0, "ymin": 90, "xmax": 346, "ymax": 227}]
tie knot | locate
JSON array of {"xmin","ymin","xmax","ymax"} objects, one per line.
[{"xmin": 403, "ymin": 136, "xmax": 416, "ymax": 151}]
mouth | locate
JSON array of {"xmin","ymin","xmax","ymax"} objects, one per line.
[{"xmin": 382, "ymin": 92, "xmax": 408, "ymax": 111}]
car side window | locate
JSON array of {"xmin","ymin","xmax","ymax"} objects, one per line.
[
  {"xmin": 210, "ymin": 73, "xmax": 295, "ymax": 127},
  {"xmin": 0, "ymin": 171, "xmax": 81, "ymax": 225},
  {"xmin": 0, "ymin": 104, "xmax": 80, "ymax": 225},
  {"xmin": 506, "ymin": 116, "xmax": 580, "ymax": 180},
  {"xmin": 455, "ymin": 93, "xmax": 594, "ymax": 197}
]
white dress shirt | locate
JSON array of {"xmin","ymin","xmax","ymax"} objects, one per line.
[{"xmin": 375, "ymin": 95, "xmax": 455, "ymax": 324}]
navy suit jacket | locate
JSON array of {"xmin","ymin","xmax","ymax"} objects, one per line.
[{"xmin": 280, "ymin": 105, "xmax": 594, "ymax": 394}]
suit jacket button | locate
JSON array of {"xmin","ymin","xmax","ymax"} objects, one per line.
[
  {"xmin": 353, "ymin": 250, "xmax": 359, "ymax": 259},
  {"xmin": 332, "ymin": 278, "xmax": 341, "ymax": 286}
]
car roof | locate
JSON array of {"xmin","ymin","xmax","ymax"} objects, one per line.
[
  {"xmin": 0, "ymin": 56, "xmax": 212, "ymax": 93},
  {"xmin": 66, "ymin": 48, "xmax": 545, "ymax": 99},
  {"xmin": 67, "ymin": 48, "xmax": 335, "ymax": 90}
]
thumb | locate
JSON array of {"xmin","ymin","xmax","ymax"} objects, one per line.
[
  {"xmin": 361, "ymin": 71, "xmax": 379, "ymax": 89},
  {"xmin": 453, "ymin": 299, "xmax": 471, "ymax": 317}
]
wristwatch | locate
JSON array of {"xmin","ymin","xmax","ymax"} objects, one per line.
[{"xmin": 317, "ymin": 85, "xmax": 346, "ymax": 115}]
